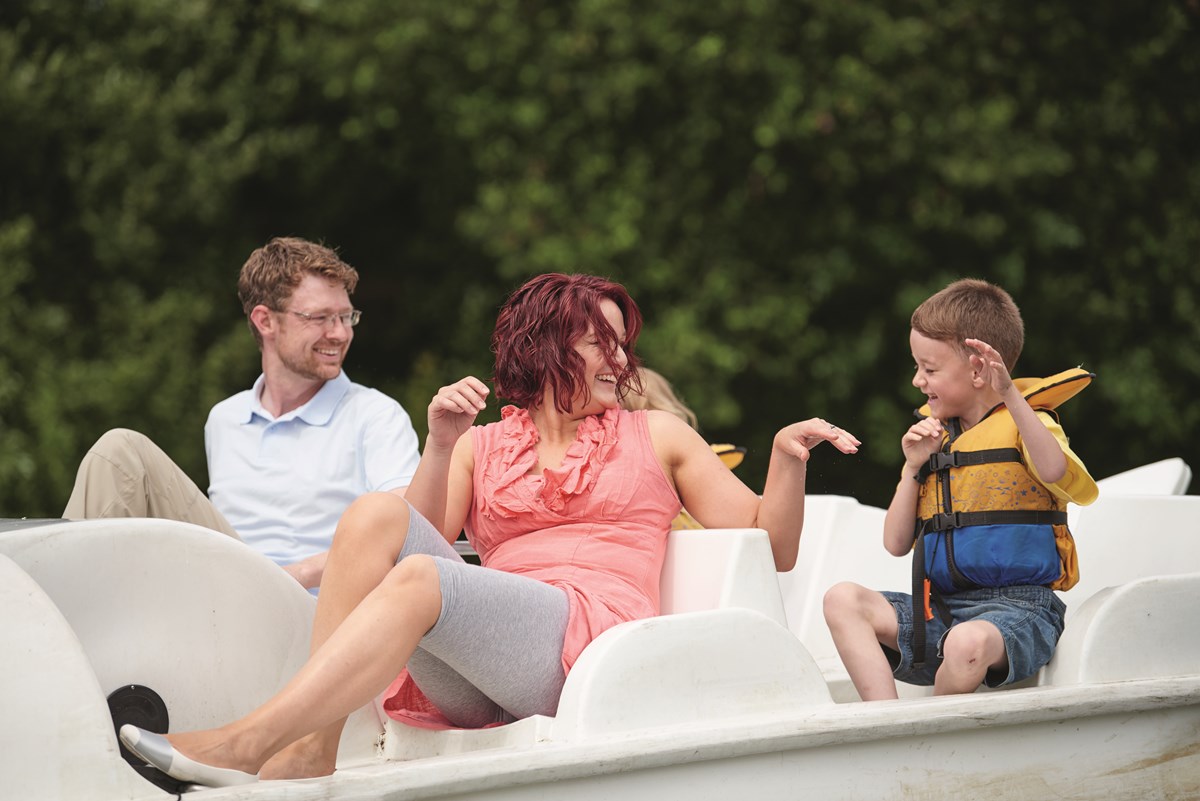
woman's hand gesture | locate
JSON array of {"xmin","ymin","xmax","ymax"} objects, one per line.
[
  {"xmin": 774, "ymin": 418, "xmax": 861, "ymax": 463},
  {"xmin": 427, "ymin": 377, "xmax": 490, "ymax": 450}
]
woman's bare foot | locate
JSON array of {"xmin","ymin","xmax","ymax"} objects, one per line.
[
  {"xmin": 258, "ymin": 732, "xmax": 338, "ymax": 780},
  {"xmin": 165, "ymin": 728, "xmax": 266, "ymax": 776}
]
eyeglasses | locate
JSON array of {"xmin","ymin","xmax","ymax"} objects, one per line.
[{"xmin": 280, "ymin": 309, "xmax": 362, "ymax": 329}]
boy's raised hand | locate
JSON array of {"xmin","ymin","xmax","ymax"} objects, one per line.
[
  {"xmin": 901, "ymin": 417, "xmax": 944, "ymax": 471},
  {"xmin": 965, "ymin": 338, "xmax": 1014, "ymax": 395}
]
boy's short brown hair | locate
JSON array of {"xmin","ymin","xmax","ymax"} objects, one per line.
[
  {"xmin": 911, "ymin": 278, "xmax": 1024, "ymax": 370},
  {"xmin": 237, "ymin": 237, "xmax": 359, "ymax": 347}
]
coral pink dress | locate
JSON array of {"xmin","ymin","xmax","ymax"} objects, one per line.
[{"xmin": 382, "ymin": 405, "xmax": 681, "ymax": 724}]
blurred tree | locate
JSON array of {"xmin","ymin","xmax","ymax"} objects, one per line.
[{"xmin": 1, "ymin": 0, "xmax": 1196, "ymax": 516}]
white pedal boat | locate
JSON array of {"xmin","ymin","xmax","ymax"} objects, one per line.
[{"xmin": 3, "ymin": 462, "xmax": 1197, "ymax": 801}]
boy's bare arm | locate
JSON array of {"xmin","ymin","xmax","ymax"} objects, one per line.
[
  {"xmin": 883, "ymin": 416, "xmax": 944, "ymax": 555},
  {"xmin": 965, "ymin": 338, "xmax": 1067, "ymax": 483}
]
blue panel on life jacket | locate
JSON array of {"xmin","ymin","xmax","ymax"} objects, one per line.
[{"xmin": 924, "ymin": 524, "xmax": 1061, "ymax": 593}]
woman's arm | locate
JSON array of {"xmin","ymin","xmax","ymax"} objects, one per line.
[
  {"xmin": 656, "ymin": 413, "xmax": 859, "ymax": 571},
  {"xmin": 754, "ymin": 420, "xmax": 861, "ymax": 571},
  {"xmin": 404, "ymin": 377, "xmax": 488, "ymax": 544}
]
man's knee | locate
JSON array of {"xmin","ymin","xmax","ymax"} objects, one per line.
[{"xmin": 86, "ymin": 428, "xmax": 158, "ymax": 468}]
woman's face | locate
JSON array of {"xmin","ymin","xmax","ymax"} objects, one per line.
[{"xmin": 571, "ymin": 298, "xmax": 629, "ymax": 413}]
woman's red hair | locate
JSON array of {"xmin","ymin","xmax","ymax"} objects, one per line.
[{"xmin": 492, "ymin": 273, "xmax": 643, "ymax": 412}]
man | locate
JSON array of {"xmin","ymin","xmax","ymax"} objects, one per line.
[{"xmin": 63, "ymin": 237, "xmax": 421, "ymax": 589}]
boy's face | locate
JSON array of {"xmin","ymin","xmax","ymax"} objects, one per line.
[{"xmin": 910, "ymin": 329, "xmax": 978, "ymax": 421}]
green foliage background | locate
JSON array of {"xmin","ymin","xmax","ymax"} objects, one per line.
[{"xmin": 2, "ymin": 0, "xmax": 1197, "ymax": 516}]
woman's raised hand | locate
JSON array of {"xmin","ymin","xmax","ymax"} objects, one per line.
[
  {"xmin": 774, "ymin": 418, "xmax": 861, "ymax": 463},
  {"xmin": 428, "ymin": 377, "xmax": 490, "ymax": 450}
]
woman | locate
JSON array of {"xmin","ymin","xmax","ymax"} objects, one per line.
[{"xmin": 120, "ymin": 273, "xmax": 860, "ymax": 786}]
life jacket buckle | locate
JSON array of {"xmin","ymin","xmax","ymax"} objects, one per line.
[
  {"xmin": 925, "ymin": 452, "xmax": 962, "ymax": 473},
  {"xmin": 928, "ymin": 512, "xmax": 963, "ymax": 531}
]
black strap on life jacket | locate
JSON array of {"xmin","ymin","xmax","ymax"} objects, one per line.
[
  {"xmin": 911, "ymin": 524, "xmax": 952, "ymax": 668},
  {"xmin": 914, "ymin": 447, "xmax": 1023, "ymax": 484},
  {"xmin": 921, "ymin": 509, "xmax": 1068, "ymax": 533}
]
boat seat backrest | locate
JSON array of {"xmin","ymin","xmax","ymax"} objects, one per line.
[
  {"xmin": 1095, "ymin": 457, "xmax": 1193, "ymax": 496},
  {"xmin": 1058, "ymin": 495, "xmax": 1200, "ymax": 620},
  {"xmin": 1042, "ymin": 571, "xmax": 1200, "ymax": 685},
  {"xmin": 659, "ymin": 527, "xmax": 787, "ymax": 624},
  {"xmin": 382, "ymin": 529, "xmax": 823, "ymax": 755},
  {"xmin": 777, "ymin": 497, "xmax": 905, "ymax": 669}
]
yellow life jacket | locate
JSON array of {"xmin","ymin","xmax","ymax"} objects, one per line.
[{"xmin": 914, "ymin": 367, "xmax": 1092, "ymax": 594}]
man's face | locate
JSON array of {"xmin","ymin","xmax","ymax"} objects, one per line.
[{"xmin": 268, "ymin": 274, "xmax": 355, "ymax": 383}]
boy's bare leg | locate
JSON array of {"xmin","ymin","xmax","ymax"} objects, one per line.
[
  {"xmin": 823, "ymin": 582, "xmax": 902, "ymax": 701},
  {"xmin": 934, "ymin": 620, "xmax": 1007, "ymax": 695}
]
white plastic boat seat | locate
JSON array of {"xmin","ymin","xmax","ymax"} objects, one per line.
[
  {"xmin": 1059, "ymin": 495, "xmax": 1200, "ymax": 620},
  {"xmin": 1095, "ymin": 456, "xmax": 1193, "ymax": 496},
  {"xmin": 383, "ymin": 530, "xmax": 822, "ymax": 754},
  {"xmin": 382, "ymin": 609, "xmax": 831, "ymax": 755},
  {"xmin": 1068, "ymin": 457, "xmax": 1194, "ymax": 530},
  {"xmin": 381, "ymin": 713, "xmax": 554, "ymax": 762},
  {"xmin": 659, "ymin": 527, "xmax": 787, "ymax": 624},
  {"xmin": 776, "ymin": 496, "xmax": 859, "ymax": 626},
  {"xmin": 550, "ymin": 608, "xmax": 834, "ymax": 743},
  {"xmin": 0, "ymin": 519, "xmax": 388, "ymax": 771},
  {"xmin": 775, "ymin": 497, "xmax": 907, "ymax": 681},
  {"xmin": 0, "ymin": 553, "xmax": 166, "ymax": 800},
  {"xmin": 0, "ymin": 519, "xmax": 319, "ymax": 733},
  {"xmin": 1041, "ymin": 572, "xmax": 1200, "ymax": 686}
]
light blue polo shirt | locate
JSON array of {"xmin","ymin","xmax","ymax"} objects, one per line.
[{"xmin": 204, "ymin": 371, "xmax": 421, "ymax": 567}]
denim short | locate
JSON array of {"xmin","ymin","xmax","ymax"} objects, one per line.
[{"xmin": 880, "ymin": 585, "xmax": 1067, "ymax": 687}]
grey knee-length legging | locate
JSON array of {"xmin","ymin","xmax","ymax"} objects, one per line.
[{"xmin": 396, "ymin": 507, "xmax": 570, "ymax": 728}]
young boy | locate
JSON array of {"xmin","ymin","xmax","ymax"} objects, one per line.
[{"xmin": 823, "ymin": 279, "xmax": 1098, "ymax": 700}]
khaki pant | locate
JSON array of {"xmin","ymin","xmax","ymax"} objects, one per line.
[{"xmin": 62, "ymin": 428, "xmax": 240, "ymax": 539}]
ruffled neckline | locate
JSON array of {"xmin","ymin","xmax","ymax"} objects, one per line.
[{"xmin": 477, "ymin": 405, "xmax": 621, "ymax": 518}]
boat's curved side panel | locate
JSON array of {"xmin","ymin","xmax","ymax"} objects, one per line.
[
  {"xmin": 0, "ymin": 519, "xmax": 316, "ymax": 731},
  {"xmin": 0, "ymin": 518, "xmax": 385, "ymax": 787},
  {"xmin": 0, "ymin": 554, "xmax": 165, "ymax": 800},
  {"xmin": 1044, "ymin": 571, "xmax": 1200, "ymax": 685}
]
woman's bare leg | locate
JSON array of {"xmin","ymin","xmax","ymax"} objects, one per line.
[
  {"xmin": 263, "ymin": 493, "xmax": 422, "ymax": 776},
  {"xmin": 165, "ymin": 494, "xmax": 436, "ymax": 778}
]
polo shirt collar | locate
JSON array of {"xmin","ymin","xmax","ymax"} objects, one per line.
[{"xmin": 243, "ymin": 371, "xmax": 351, "ymax": 425}]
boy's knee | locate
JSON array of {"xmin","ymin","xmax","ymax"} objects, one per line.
[
  {"xmin": 942, "ymin": 622, "xmax": 999, "ymax": 666},
  {"xmin": 823, "ymin": 581, "xmax": 867, "ymax": 620}
]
